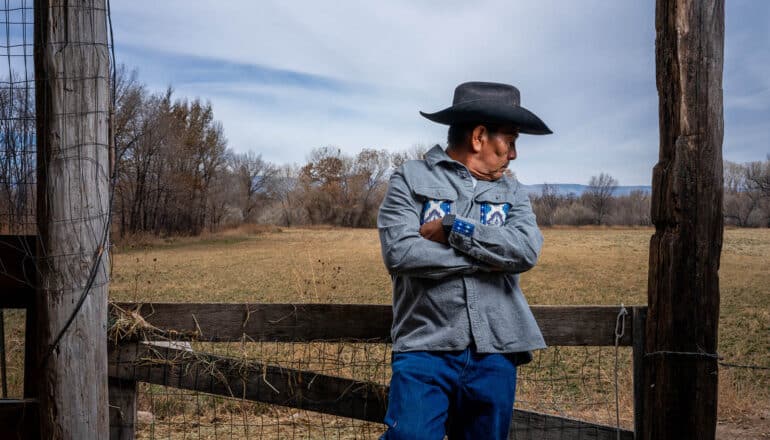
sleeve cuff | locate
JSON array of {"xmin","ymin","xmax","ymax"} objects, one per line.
[{"xmin": 450, "ymin": 218, "xmax": 475, "ymax": 237}]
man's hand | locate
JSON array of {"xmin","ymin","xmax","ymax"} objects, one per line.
[{"xmin": 419, "ymin": 218, "xmax": 448, "ymax": 244}]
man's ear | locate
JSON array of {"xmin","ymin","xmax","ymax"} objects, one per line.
[{"xmin": 470, "ymin": 125, "xmax": 487, "ymax": 153}]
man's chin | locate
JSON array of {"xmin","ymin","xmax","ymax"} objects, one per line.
[{"xmin": 489, "ymin": 172, "xmax": 504, "ymax": 181}]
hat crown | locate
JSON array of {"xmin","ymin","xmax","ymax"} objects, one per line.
[
  {"xmin": 453, "ymin": 81, "xmax": 521, "ymax": 106},
  {"xmin": 419, "ymin": 80, "xmax": 551, "ymax": 135}
]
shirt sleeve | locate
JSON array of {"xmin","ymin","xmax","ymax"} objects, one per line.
[
  {"xmin": 446, "ymin": 187, "xmax": 543, "ymax": 274},
  {"xmin": 377, "ymin": 169, "xmax": 482, "ymax": 279}
]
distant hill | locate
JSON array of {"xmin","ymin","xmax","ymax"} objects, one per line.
[{"xmin": 520, "ymin": 183, "xmax": 652, "ymax": 197}]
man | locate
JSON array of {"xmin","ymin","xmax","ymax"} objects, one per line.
[{"xmin": 377, "ymin": 81, "xmax": 552, "ymax": 439}]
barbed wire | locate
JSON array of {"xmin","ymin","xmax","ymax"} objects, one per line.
[
  {"xmin": 718, "ymin": 361, "xmax": 770, "ymax": 371},
  {"xmin": 645, "ymin": 350, "xmax": 770, "ymax": 371}
]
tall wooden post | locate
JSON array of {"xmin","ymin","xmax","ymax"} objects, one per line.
[
  {"xmin": 645, "ymin": 1, "xmax": 724, "ymax": 439},
  {"xmin": 34, "ymin": 0, "xmax": 111, "ymax": 438}
]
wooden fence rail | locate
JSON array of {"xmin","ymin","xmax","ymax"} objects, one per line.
[
  {"xmin": 110, "ymin": 303, "xmax": 635, "ymax": 346},
  {"xmin": 107, "ymin": 302, "xmax": 644, "ymax": 440}
]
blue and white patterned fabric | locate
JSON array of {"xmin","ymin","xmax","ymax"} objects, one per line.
[
  {"xmin": 421, "ymin": 200, "xmax": 452, "ymax": 225},
  {"xmin": 377, "ymin": 145, "xmax": 545, "ymax": 356},
  {"xmin": 452, "ymin": 218, "xmax": 475, "ymax": 237},
  {"xmin": 480, "ymin": 203, "xmax": 511, "ymax": 226}
]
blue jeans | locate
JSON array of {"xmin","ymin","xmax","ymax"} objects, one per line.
[{"xmin": 381, "ymin": 348, "xmax": 518, "ymax": 440}]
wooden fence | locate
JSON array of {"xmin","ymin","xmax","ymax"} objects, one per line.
[
  {"xmin": 1, "ymin": 236, "xmax": 647, "ymax": 439},
  {"xmin": 107, "ymin": 303, "xmax": 647, "ymax": 440}
]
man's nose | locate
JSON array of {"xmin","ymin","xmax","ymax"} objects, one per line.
[{"xmin": 508, "ymin": 145, "xmax": 517, "ymax": 160}]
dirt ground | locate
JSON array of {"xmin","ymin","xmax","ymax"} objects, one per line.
[{"xmin": 717, "ymin": 409, "xmax": 770, "ymax": 439}]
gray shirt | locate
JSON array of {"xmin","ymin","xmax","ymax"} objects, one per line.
[{"xmin": 377, "ymin": 145, "xmax": 546, "ymax": 360}]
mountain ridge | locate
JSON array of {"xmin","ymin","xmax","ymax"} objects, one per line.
[{"xmin": 519, "ymin": 183, "xmax": 652, "ymax": 197}]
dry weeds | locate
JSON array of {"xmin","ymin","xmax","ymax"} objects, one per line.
[
  {"xmin": 2, "ymin": 226, "xmax": 765, "ymax": 438},
  {"xmin": 107, "ymin": 227, "xmax": 769, "ymax": 427}
]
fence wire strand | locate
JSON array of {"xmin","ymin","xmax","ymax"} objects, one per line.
[{"xmin": 106, "ymin": 303, "xmax": 639, "ymax": 439}]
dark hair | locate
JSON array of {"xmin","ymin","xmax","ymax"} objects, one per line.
[{"xmin": 447, "ymin": 123, "xmax": 499, "ymax": 148}]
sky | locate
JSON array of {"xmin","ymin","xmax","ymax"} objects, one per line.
[{"xmin": 109, "ymin": 1, "xmax": 770, "ymax": 186}]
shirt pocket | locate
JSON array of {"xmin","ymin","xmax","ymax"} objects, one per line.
[
  {"xmin": 475, "ymin": 189, "xmax": 515, "ymax": 226},
  {"xmin": 413, "ymin": 186, "xmax": 458, "ymax": 225}
]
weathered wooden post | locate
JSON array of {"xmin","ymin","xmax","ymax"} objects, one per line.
[
  {"xmin": 109, "ymin": 377, "xmax": 138, "ymax": 440},
  {"xmin": 34, "ymin": 0, "xmax": 111, "ymax": 438},
  {"xmin": 645, "ymin": 0, "xmax": 724, "ymax": 439}
]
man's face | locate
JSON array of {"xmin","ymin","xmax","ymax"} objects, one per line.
[{"xmin": 476, "ymin": 124, "xmax": 519, "ymax": 181}]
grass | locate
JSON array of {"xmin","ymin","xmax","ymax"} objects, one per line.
[
  {"xmin": 111, "ymin": 228, "xmax": 389, "ymax": 304},
  {"xmin": 110, "ymin": 226, "xmax": 658, "ymax": 306},
  {"xmin": 108, "ymin": 227, "xmax": 769, "ymax": 419},
  {"xmin": 3, "ymin": 226, "xmax": 767, "ymax": 438}
]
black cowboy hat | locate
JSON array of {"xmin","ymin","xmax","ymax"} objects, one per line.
[{"xmin": 420, "ymin": 81, "xmax": 552, "ymax": 135}]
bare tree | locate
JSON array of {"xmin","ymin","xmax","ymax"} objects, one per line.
[
  {"xmin": 613, "ymin": 190, "xmax": 651, "ymax": 225},
  {"xmin": 229, "ymin": 151, "xmax": 278, "ymax": 221},
  {"xmin": 347, "ymin": 148, "xmax": 392, "ymax": 227},
  {"xmin": 748, "ymin": 156, "xmax": 770, "ymax": 226},
  {"xmin": 111, "ymin": 66, "xmax": 150, "ymax": 235},
  {"xmin": 113, "ymin": 65, "xmax": 146, "ymax": 169},
  {"xmin": 532, "ymin": 183, "xmax": 560, "ymax": 226},
  {"xmin": 583, "ymin": 172, "xmax": 618, "ymax": 225},
  {"xmin": 273, "ymin": 164, "xmax": 302, "ymax": 226},
  {"xmin": 391, "ymin": 143, "xmax": 431, "ymax": 168},
  {"xmin": 293, "ymin": 146, "xmax": 393, "ymax": 227},
  {"xmin": 723, "ymin": 161, "xmax": 755, "ymax": 226},
  {"xmin": 552, "ymin": 202, "xmax": 595, "ymax": 226},
  {"xmin": 117, "ymin": 89, "xmax": 175, "ymax": 235},
  {"xmin": 298, "ymin": 146, "xmax": 348, "ymax": 224},
  {"xmin": 112, "ymin": 82, "xmax": 230, "ymax": 236},
  {"xmin": 745, "ymin": 157, "xmax": 770, "ymax": 198},
  {"xmin": 723, "ymin": 158, "xmax": 769, "ymax": 227},
  {"xmin": 0, "ymin": 71, "xmax": 35, "ymax": 232}
]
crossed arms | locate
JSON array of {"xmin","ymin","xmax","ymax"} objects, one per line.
[{"xmin": 377, "ymin": 169, "xmax": 543, "ymax": 279}]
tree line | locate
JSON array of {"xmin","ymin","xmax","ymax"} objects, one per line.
[
  {"xmin": 530, "ymin": 174, "xmax": 653, "ymax": 227},
  {"xmin": 112, "ymin": 66, "xmax": 422, "ymax": 235},
  {"xmin": 1, "ymin": 67, "xmax": 769, "ymax": 235},
  {"xmin": 0, "ymin": 73, "xmax": 35, "ymax": 233},
  {"xmin": 107, "ymin": 65, "xmax": 770, "ymax": 233},
  {"xmin": 723, "ymin": 157, "xmax": 770, "ymax": 227}
]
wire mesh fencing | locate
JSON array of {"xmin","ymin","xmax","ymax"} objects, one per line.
[
  {"xmin": 0, "ymin": 0, "xmax": 35, "ymax": 236},
  {"xmin": 106, "ymin": 303, "xmax": 637, "ymax": 440},
  {"xmin": 2, "ymin": 1, "xmax": 766, "ymax": 439},
  {"xmin": 128, "ymin": 348, "xmax": 635, "ymax": 439},
  {"xmin": 116, "ymin": 345, "xmax": 635, "ymax": 439},
  {"xmin": 0, "ymin": 4, "xmax": 115, "ymax": 434},
  {"xmin": 0, "ymin": 0, "xmax": 36, "ymax": 405},
  {"xmin": 121, "ymin": 341, "xmax": 392, "ymax": 439},
  {"xmin": 0, "ymin": 4, "xmax": 636, "ymax": 438}
]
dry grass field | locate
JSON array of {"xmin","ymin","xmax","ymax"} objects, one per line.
[
  {"xmin": 2, "ymin": 226, "xmax": 766, "ymax": 438},
  {"xmin": 105, "ymin": 226, "xmax": 770, "ymax": 438}
]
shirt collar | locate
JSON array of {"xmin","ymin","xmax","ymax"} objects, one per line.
[
  {"xmin": 424, "ymin": 144, "xmax": 518, "ymax": 193},
  {"xmin": 425, "ymin": 144, "xmax": 460, "ymax": 169}
]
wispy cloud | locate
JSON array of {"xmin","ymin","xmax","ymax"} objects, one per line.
[
  {"xmin": 118, "ymin": 45, "xmax": 367, "ymax": 94},
  {"xmin": 110, "ymin": 1, "xmax": 769, "ymax": 185}
]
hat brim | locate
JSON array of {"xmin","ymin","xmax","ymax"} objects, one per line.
[{"xmin": 420, "ymin": 101, "xmax": 552, "ymax": 135}]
